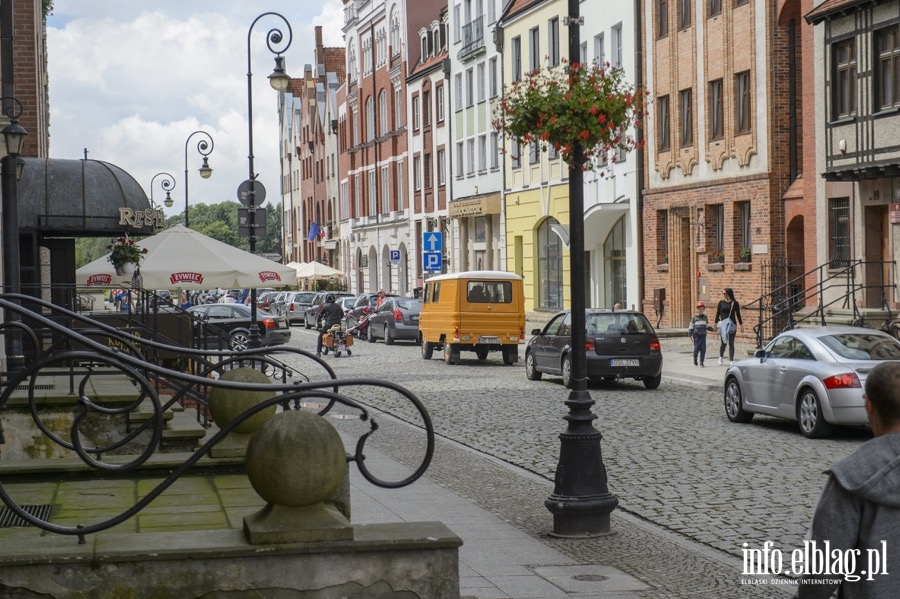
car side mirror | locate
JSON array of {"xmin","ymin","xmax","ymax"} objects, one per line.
[
  {"xmin": 531, "ymin": 328, "xmax": 542, "ymax": 336},
  {"xmin": 755, "ymin": 349, "xmax": 766, "ymax": 360}
]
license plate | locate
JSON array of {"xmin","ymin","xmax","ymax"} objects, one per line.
[
  {"xmin": 478, "ymin": 336, "xmax": 501, "ymax": 344},
  {"xmin": 610, "ymin": 359, "xmax": 640, "ymax": 367},
  {"xmin": 411, "ymin": 315, "xmax": 419, "ymax": 321}
]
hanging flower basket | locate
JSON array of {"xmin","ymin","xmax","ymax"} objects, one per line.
[
  {"xmin": 107, "ymin": 236, "xmax": 147, "ymax": 274},
  {"xmin": 492, "ymin": 59, "xmax": 647, "ymax": 171}
]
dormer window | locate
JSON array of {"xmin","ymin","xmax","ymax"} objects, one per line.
[{"xmin": 421, "ymin": 34, "xmax": 428, "ymax": 63}]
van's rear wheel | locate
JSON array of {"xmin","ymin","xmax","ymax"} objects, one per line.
[
  {"xmin": 502, "ymin": 346, "xmax": 517, "ymax": 365},
  {"xmin": 444, "ymin": 342, "xmax": 458, "ymax": 365},
  {"xmin": 422, "ymin": 341, "xmax": 434, "ymax": 360}
]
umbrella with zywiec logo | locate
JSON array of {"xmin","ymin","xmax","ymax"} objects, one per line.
[{"xmin": 76, "ymin": 224, "xmax": 297, "ymax": 289}]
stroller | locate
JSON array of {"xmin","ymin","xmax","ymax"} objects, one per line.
[
  {"xmin": 321, "ymin": 323, "xmax": 353, "ymax": 357},
  {"xmin": 346, "ymin": 312, "xmax": 372, "ymax": 340}
]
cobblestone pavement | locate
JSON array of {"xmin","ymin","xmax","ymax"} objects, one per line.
[{"xmin": 284, "ymin": 327, "xmax": 869, "ymax": 596}]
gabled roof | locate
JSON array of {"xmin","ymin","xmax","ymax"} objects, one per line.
[
  {"xmin": 500, "ymin": 0, "xmax": 547, "ymax": 24},
  {"xmin": 805, "ymin": 0, "xmax": 882, "ymax": 25}
]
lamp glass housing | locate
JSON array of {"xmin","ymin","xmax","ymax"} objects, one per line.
[
  {"xmin": 2, "ymin": 120, "xmax": 27, "ymax": 155},
  {"xmin": 199, "ymin": 157, "xmax": 213, "ymax": 179},
  {"xmin": 268, "ymin": 56, "xmax": 290, "ymax": 91}
]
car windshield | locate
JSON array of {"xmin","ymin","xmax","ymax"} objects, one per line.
[
  {"xmin": 818, "ymin": 333, "xmax": 900, "ymax": 360},
  {"xmin": 585, "ymin": 313, "xmax": 651, "ymax": 335}
]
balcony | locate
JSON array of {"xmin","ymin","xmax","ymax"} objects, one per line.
[{"xmin": 458, "ymin": 16, "xmax": 485, "ymax": 62}]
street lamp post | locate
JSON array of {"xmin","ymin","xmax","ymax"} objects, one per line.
[
  {"xmin": 150, "ymin": 172, "xmax": 176, "ymax": 211},
  {"xmin": 0, "ymin": 97, "xmax": 26, "ymax": 373},
  {"xmin": 183, "ymin": 130, "xmax": 214, "ymax": 228},
  {"xmin": 246, "ymin": 12, "xmax": 291, "ymax": 346},
  {"xmin": 543, "ymin": 0, "xmax": 618, "ymax": 536}
]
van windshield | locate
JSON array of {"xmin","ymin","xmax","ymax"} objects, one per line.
[{"xmin": 467, "ymin": 281, "xmax": 513, "ymax": 303}]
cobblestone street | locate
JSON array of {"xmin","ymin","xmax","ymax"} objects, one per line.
[{"xmin": 285, "ymin": 327, "xmax": 870, "ymax": 596}]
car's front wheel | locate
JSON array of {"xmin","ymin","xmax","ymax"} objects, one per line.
[
  {"xmin": 797, "ymin": 388, "xmax": 834, "ymax": 438},
  {"xmin": 561, "ymin": 354, "xmax": 573, "ymax": 388},
  {"xmin": 304, "ymin": 315, "xmax": 312, "ymax": 329},
  {"xmin": 367, "ymin": 324, "xmax": 377, "ymax": 343},
  {"xmin": 724, "ymin": 378, "xmax": 754, "ymax": 423},
  {"xmin": 525, "ymin": 351, "xmax": 542, "ymax": 380}
]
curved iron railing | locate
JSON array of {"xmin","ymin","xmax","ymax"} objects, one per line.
[{"xmin": 0, "ymin": 294, "xmax": 435, "ymax": 544}]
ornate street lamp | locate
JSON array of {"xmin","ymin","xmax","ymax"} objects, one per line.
[
  {"xmin": 543, "ymin": 0, "xmax": 618, "ymax": 536},
  {"xmin": 149, "ymin": 172, "xmax": 176, "ymax": 210},
  {"xmin": 246, "ymin": 12, "xmax": 292, "ymax": 346},
  {"xmin": 0, "ymin": 94, "xmax": 27, "ymax": 372},
  {"xmin": 183, "ymin": 130, "xmax": 214, "ymax": 228}
]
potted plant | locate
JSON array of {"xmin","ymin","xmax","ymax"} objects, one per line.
[
  {"xmin": 662, "ymin": 254, "xmax": 669, "ymax": 264},
  {"xmin": 712, "ymin": 249, "xmax": 725, "ymax": 263},
  {"xmin": 107, "ymin": 236, "xmax": 147, "ymax": 275},
  {"xmin": 492, "ymin": 58, "xmax": 646, "ymax": 171},
  {"xmin": 740, "ymin": 247, "xmax": 752, "ymax": 262}
]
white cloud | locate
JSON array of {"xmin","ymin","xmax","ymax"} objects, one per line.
[{"xmin": 47, "ymin": 1, "xmax": 344, "ymax": 220}]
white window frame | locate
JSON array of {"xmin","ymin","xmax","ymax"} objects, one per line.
[
  {"xmin": 368, "ymin": 170, "xmax": 377, "ymax": 215},
  {"xmin": 381, "ymin": 166, "xmax": 390, "ymax": 214},
  {"xmin": 594, "ymin": 33, "xmax": 605, "ymax": 66},
  {"xmin": 489, "ymin": 57, "xmax": 498, "ymax": 98},
  {"xmin": 477, "ymin": 62, "xmax": 486, "ymax": 103},
  {"xmin": 490, "ymin": 132, "xmax": 499, "ymax": 169},
  {"xmin": 397, "ymin": 161, "xmax": 405, "ymax": 211},
  {"xmin": 529, "ymin": 26, "xmax": 540, "ymax": 72},
  {"xmin": 414, "ymin": 155, "xmax": 422, "ymax": 190},
  {"xmin": 412, "ymin": 95, "xmax": 421, "ymax": 131},
  {"xmin": 478, "ymin": 134, "xmax": 487, "ymax": 172},
  {"xmin": 455, "ymin": 73, "xmax": 463, "ymax": 111},
  {"xmin": 436, "ymin": 84, "xmax": 445, "ymax": 121},
  {"xmin": 456, "ymin": 141, "xmax": 465, "ymax": 178},
  {"xmin": 438, "ymin": 148, "xmax": 446, "ymax": 185},
  {"xmin": 379, "ymin": 90, "xmax": 388, "ymax": 136},
  {"xmin": 467, "ymin": 138, "xmax": 475, "ymax": 174},
  {"xmin": 466, "ymin": 67, "xmax": 474, "ymax": 107}
]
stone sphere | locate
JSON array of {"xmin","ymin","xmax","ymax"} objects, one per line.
[
  {"xmin": 245, "ymin": 410, "xmax": 346, "ymax": 507},
  {"xmin": 207, "ymin": 367, "xmax": 276, "ymax": 434}
]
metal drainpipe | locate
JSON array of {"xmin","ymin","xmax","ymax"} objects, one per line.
[{"xmin": 634, "ymin": 0, "xmax": 645, "ymax": 312}]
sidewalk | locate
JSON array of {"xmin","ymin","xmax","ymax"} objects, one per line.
[{"xmin": 654, "ymin": 329, "xmax": 758, "ymax": 392}]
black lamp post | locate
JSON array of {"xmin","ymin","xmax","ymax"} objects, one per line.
[
  {"xmin": 543, "ymin": 0, "xmax": 618, "ymax": 536},
  {"xmin": 0, "ymin": 97, "xmax": 26, "ymax": 373},
  {"xmin": 246, "ymin": 12, "xmax": 292, "ymax": 346},
  {"xmin": 150, "ymin": 172, "xmax": 176, "ymax": 211},
  {"xmin": 183, "ymin": 131, "xmax": 213, "ymax": 228}
]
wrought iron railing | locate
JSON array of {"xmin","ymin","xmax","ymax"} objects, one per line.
[
  {"xmin": 0, "ymin": 293, "xmax": 434, "ymax": 544},
  {"xmin": 459, "ymin": 16, "xmax": 484, "ymax": 60}
]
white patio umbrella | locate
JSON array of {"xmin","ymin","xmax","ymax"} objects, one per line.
[
  {"xmin": 76, "ymin": 224, "xmax": 297, "ymax": 289},
  {"xmin": 296, "ymin": 260, "xmax": 345, "ymax": 281}
]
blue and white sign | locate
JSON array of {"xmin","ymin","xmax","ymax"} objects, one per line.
[
  {"xmin": 423, "ymin": 232, "xmax": 443, "ymax": 252},
  {"xmin": 423, "ymin": 251, "xmax": 443, "ymax": 272},
  {"xmin": 390, "ymin": 249, "xmax": 401, "ymax": 263}
]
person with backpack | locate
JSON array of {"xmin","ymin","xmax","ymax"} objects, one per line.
[{"xmin": 714, "ymin": 287, "xmax": 744, "ymax": 365}]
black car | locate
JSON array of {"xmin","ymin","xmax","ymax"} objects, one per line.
[
  {"xmin": 344, "ymin": 292, "xmax": 398, "ymax": 335},
  {"xmin": 303, "ymin": 291, "xmax": 354, "ymax": 329},
  {"xmin": 186, "ymin": 303, "xmax": 291, "ymax": 351},
  {"xmin": 525, "ymin": 309, "xmax": 663, "ymax": 389}
]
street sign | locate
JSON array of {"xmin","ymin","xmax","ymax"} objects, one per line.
[
  {"xmin": 423, "ymin": 251, "xmax": 442, "ymax": 271},
  {"xmin": 238, "ymin": 207, "xmax": 267, "ymax": 238},
  {"xmin": 390, "ymin": 249, "xmax": 401, "ymax": 263},
  {"xmin": 423, "ymin": 231, "xmax": 442, "ymax": 252},
  {"xmin": 237, "ymin": 179, "xmax": 267, "ymax": 207}
]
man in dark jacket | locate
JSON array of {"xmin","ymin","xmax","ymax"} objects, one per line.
[
  {"xmin": 316, "ymin": 294, "xmax": 344, "ymax": 357},
  {"xmin": 797, "ymin": 360, "xmax": 900, "ymax": 598}
]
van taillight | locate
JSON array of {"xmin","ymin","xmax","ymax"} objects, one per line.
[
  {"xmin": 650, "ymin": 337, "xmax": 661, "ymax": 352},
  {"xmin": 394, "ymin": 309, "xmax": 403, "ymax": 321},
  {"xmin": 520, "ymin": 327, "xmax": 525, "ymax": 340}
]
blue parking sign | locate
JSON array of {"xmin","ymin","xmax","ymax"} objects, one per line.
[
  {"xmin": 390, "ymin": 249, "xmax": 401, "ymax": 263},
  {"xmin": 423, "ymin": 251, "xmax": 443, "ymax": 271}
]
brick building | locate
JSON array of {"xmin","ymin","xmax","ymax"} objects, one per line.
[{"xmin": 641, "ymin": 0, "xmax": 813, "ymax": 333}]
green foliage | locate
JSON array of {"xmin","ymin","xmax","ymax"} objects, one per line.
[{"xmin": 42, "ymin": 0, "xmax": 53, "ymax": 19}]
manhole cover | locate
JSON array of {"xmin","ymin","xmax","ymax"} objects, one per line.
[{"xmin": 573, "ymin": 574, "xmax": 609, "ymax": 582}]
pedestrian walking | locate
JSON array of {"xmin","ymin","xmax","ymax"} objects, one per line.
[
  {"xmin": 795, "ymin": 360, "xmax": 900, "ymax": 598},
  {"xmin": 688, "ymin": 301, "xmax": 712, "ymax": 367},
  {"xmin": 713, "ymin": 287, "xmax": 743, "ymax": 365}
]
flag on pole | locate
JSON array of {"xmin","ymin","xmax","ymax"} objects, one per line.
[{"xmin": 307, "ymin": 221, "xmax": 320, "ymax": 241}]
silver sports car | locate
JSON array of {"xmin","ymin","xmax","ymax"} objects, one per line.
[{"xmin": 723, "ymin": 326, "xmax": 900, "ymax": 438}]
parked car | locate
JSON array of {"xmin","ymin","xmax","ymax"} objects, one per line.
[
  {"xmin": 303, "ymin": 291, "xmax": 354, "ymax": 329},
  {"xmin": 366, "ymin": 297, "xmax": 423, "ymax": 344},
  {"xmin": 724, "ymin": 326, "xmax": 900, "ymax": 438},
  {"xmin": 344, "ymin": 292, "xmax": 398, "ymax": 335},
  {"xmin": 246, "ymin": 288, "xmax": 275, "ymax": 306},
  {"xmin": 525, "ymin": 309, "xmax": 663, "ymax": 389},
  {"xmin": 283, "ymin": 291, "xmax": 318, "ymax": 325},
  {"xmin": 256, "ymin": 291, "xmax": 278, "ymax": 311},
  {"xmin": 186, "ymin": 303, "xmax": 291, "ymax": 351},
  {"xmin": 217, "ymin": 289, "xmax": 241, "ymax": 304},
  {"xmin": 153, "ymin": 289, "xmax": 174, "ymax": 307},
  {"xmin": 338, "ymin": 296, "xmax": 357, "ymax": 318},
  {"xmin": 266, "ymin": 291, "xmax": 290, "ymax": 317}
]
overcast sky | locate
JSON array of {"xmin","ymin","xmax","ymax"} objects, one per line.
[{"xmin": 46, "ymin": 1, "xmax": 344, "ymax": 220}]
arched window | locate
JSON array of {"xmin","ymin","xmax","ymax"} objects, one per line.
[
  {"xmin": 366, "ymin": 96, "xmax": 375, "ymax": 141},
  {"xmin": 348, "ymin": 44, "xmax": 357, "ymax": 82},
  {"xmin": 390, "ymin": 9, "xmax": 401, "ymax": 57},
  {"xmin": 537, "ymin": 218, "xmax": 564, "ymax": 309},
  {"xmin": 379, "ymin": 90, "xmax": 388, "ymax": 136},
  {"xmin": 603, "ymin": 215, "xmax": 628, "ymax": 307}
]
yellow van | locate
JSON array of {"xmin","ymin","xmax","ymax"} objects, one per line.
[{"xmin": 419, "ymin": 270, "xmax": 525, "ymax": 365}]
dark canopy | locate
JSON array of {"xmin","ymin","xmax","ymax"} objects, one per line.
[{"xmin": 17, "ymin": 157, "xmax": 152, "ymax": 236}]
